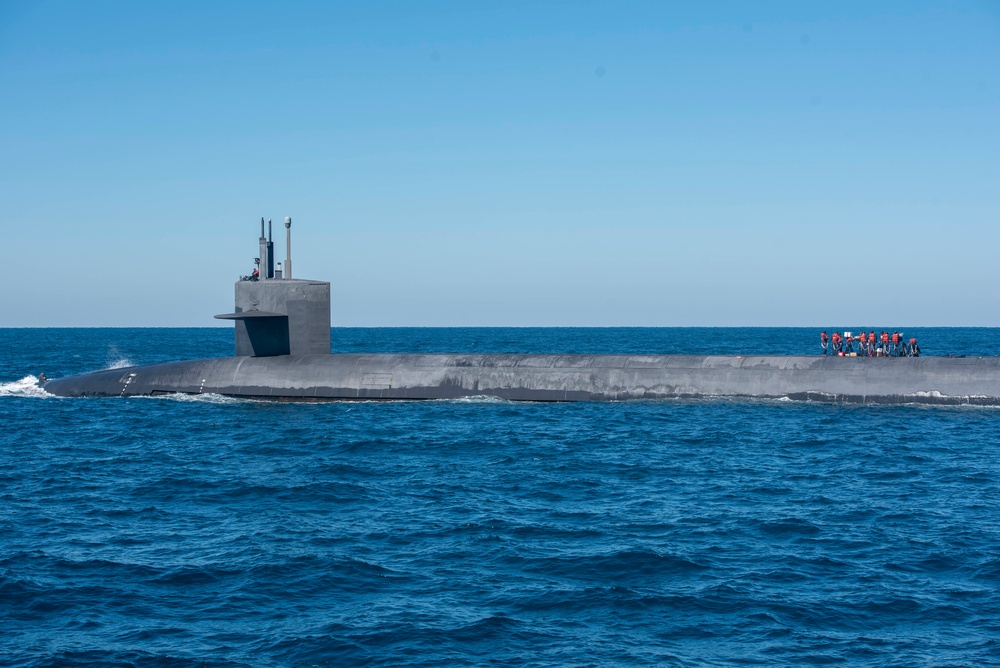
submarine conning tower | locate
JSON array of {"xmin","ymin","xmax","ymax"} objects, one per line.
[{"xmin": 214, "ymin": 216, "xmax": 331, "ymax": 357}]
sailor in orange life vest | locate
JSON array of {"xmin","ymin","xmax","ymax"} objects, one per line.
[
  {"xmin": 831, "ymin": 331, "xmax": 843, "ymax": 355},
  {"xmin": 820, "ymin": 331, "xmax": 829, "ymax": 355}
]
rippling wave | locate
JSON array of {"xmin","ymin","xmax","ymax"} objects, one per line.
[{"xmin": 2, "ymin": 328, "xmax": 1000, "ymax": 666}]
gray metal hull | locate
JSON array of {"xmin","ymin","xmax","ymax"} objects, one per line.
[{"xmin": 41, "ymin": 354, "xmax": 1000, "ymax": 405}]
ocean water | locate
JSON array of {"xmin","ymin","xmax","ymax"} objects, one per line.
[{"xmin": 2, "ymin": 328, "xmax": 999, "ymax": 667}]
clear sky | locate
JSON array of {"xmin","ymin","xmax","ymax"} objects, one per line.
[{"xmin": 2, "ymin": 1, "xmax": 998, "ymax": 326}]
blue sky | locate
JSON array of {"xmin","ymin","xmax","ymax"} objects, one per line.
[{"xmin": 2, "ymin": 1, "xmax": 998, "ymax": 326}]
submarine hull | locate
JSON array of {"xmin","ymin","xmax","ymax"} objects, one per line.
[{"xmin": 41, "ymin": 353, "xmax": 1000, "ymax": 405}]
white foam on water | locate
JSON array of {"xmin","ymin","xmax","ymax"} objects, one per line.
[
  {"xmin": 0, "ymin": 376, "xmax": 53, "ymax": 398},
  {"xmin": 445, "ymin": 395, "xmax": 516, "ymax": 404},
  {"xmin": 139, "ymin": 392, "xmax": 253, "ymax": 405}
]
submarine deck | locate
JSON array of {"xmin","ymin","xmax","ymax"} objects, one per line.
[{"xmin": 40, "ymin": 353, "xmax": 1000, "ymax": 405}]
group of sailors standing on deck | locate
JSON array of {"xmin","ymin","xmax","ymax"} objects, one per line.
[{"xmin": 821, "ymin": 331, "xmax": 920, "ymax": 357}]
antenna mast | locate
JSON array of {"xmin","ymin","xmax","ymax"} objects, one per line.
[
  {"xmin": 258, "ymin": 217, "xmax": 266, "ymax": 279},
  {"xmin": 284, "ymin": 217, "xmax": 292, "ymax": 279}
]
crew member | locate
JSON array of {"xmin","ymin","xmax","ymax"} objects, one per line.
[
  {"xmin": 845, "ymin": 333, "xmax": 854, "ymax": 354},
  {"xmin": 881, "ymin": 331, "xmax": 890, "ymax": 356},
  {"xmin": 252, "ymin": 267, "xmax": 260, "ymax": 281},
  {"xmin": 820, "ymin": 331, "xmax": 829, "ymax": 356},
  {"xmin": 868, "ymin": 331, "xmax": 877, "ymax": 356},
  {"xmin": 832, "ymin": 331, "xmax": 843, "ymax": 354},
  {"xmin": 910, "ymin": 337, "xmax": 921, "ymax": 357},
  {"xmin": 891, "ymin": 331, "xmax": 901, "ymax": 357}
]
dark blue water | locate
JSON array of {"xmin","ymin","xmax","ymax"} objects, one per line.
[{"xmin": 2, "ymin": 328, "xmax": 1000, "ymax": 666}]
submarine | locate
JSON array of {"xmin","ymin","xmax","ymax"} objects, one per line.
[{"xmin": 42, "ymin": 218, "xmax": 1000, "ymax": 405}]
